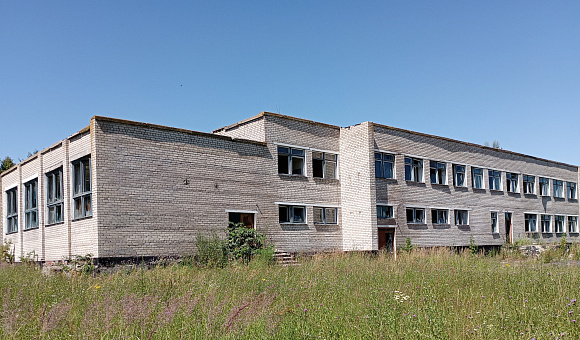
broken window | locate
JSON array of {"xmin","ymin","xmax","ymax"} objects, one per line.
[
  {"xmin": 539, "ymin": 177, "xmax": 550, "ymax": 196},
  {"xmin": 375, "ymin": 152, "xmax": 394, "ymax": 179},
  {"xmin": 491, "ymin": 212, "xmax": 498, "ymax": 233},
  {"xmin": 454, "ymin": 210, "xmax": 469, "ymax": 225},
  {"xmin": 377, "ymin": 205, "xmax": 394, "ymax": 219},
  {"xmin": 228, "ymin": 212, "xmax": 255, "ymax": 228},
  {"xmin": 278, "ymin": 146, "xmax": 305, "ymax": 176},
  {"xmin": 472, "ymin": 168, "xmax": 484, "ymax": 189},
  {"xmin": 24, "ymin": 179, "xmax": 38, "ymax": 230},
  {"xmin": 553, "ymin": 180, "xmax": 564, "ymax": 198},
  {"xmin": 313, "ymin": 207, "xmax": 337, "ymax": 224},
  {"xmin": 404, "ymin": 157, "xmax": 423, "ymax": 182},
  {"xmin": 279, "ymin": 205, "xmax": 306, "ymax": 224},
  {"xmin": 406, "ymin": 207, "xmax": 425, "ymax": 224},
  {"xmin": 72, "ymin": 157, "xmax": 92, "ymax": 219},
  {"xmin": 525, "ymin": 214, "xmax": 538, "ymax": 233},
  {"xmin": 567, "ymin": 182, "xmax": 577, "ymax": 199},
  {"xmin": 523, "ymin": 175, "xmax": 535, "ymax": 194},
  {"xmin": 541, "ymin": 215, "xmax": 551, "ymax": 233},
  {"xmin": 569, "ymin": 216, "xmax": 578, "ymax": 233},
  {"xmin": 555, "ymin": 215, "xmax": 565, "ymax": 233},
  {"xmin": 6, "ymin": 188, "xmax": 18, "ymax": 234},
  {"xmin": 431, "ymin": 209, "xmax": 449, "ymax": 224},
  {"xmin": 46, "ymin": 167, "xmax": 64, "ymax": 225},
  {"xmin": 506, "ymin": 173, "xmax": 518, "ymax": 193},
  {"xmin": 313, "ymin": 152, "xmax": 337, "ymax": 179},
  {"xmin": 453, "ymin": 164, "xmax": 466, "ymax": 187},
  {"xmin": 430, "ymin": 161, "xmax": 446, "ymax": 185},
  {"xmin": 488, "ymin": 170, "xmax": 501, "ymax": 191}
]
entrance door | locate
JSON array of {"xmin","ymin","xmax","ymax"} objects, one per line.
[
  {"xmin": 228, "ymin": 212, "xmax": 255, "ymax": 228},
  {"xmin": 505, "ymin": 212, "xmax": 512, "ymax": 243},
  {"xmin": 378, "ymin": 228, "xmax": 395, "ymax": 251}
]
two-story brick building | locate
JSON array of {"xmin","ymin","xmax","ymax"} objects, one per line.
[{"xmin": 1, "ymin": 112, "xmax": 579, "ymax": 262}]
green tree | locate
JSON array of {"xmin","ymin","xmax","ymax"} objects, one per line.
[{"xmin": 0, "ymin": 156, "xmax": 15, "ymax": 174}]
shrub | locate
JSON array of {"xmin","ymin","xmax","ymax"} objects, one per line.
[
  {"xmin": 226, "ymin": 222, "xmax": 268, "ymax": 263},
  {"xmin": 469, "ymin": 236, "xmax": 478, "ymax": 255},
  {"xmin": 1, "ymin": 240, "xmax": 15, "ymax": 263},
  {"xmin": 400, "ymin": 237, "xmax": 413, "ymax": 253},
  {"xmin": 195, "ymin": 233, "xmax": 229, "ymax": 268},
  {"xmin": 62, "ymin": 254, "xmax": 96, "ymax": 275}
]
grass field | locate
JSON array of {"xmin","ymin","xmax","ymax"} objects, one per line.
[{"xmin": 1, "ymin": 248, "xmax": 579, "ymax": 339}]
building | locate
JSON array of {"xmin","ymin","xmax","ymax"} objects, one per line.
[{"xmin": 1, "ymin": 112, "xmax": 579, "ymax": 263}]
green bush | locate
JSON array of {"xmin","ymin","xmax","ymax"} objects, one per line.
[
  {"xmin": 226, "ymin": 222, "xmax": 267, "ymax": 263},
  {"xmin": 1, "ymin": 240, "xmax": 14, "ymax": 263},
  {"xmin": 400, "ymin": 237, "xmax": 413, "ymax": 253}
]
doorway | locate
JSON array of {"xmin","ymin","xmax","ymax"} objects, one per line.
[
  {"xmin": 228, "ymin": 212, "xmax": 255, "ymax": 228},
  {"xmin": 378, "ymin": 228, "xmax": 395, "ymax": 252},
  {"xmin": 505, "ymin": 212, "xmax": 512, "ymax": 243}
]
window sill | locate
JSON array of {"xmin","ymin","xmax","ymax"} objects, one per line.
[
  {"xmin": 407, "ymin": 222, "xmax": 426, "ymax": 225},
  {"xmin": 5, "ymin": 231, "xmax": 18, "ymax": 235},
  {"xmin": 539, "ymin": 195, "xmax": 551, "ymax": 197},
  {"xmin": 433, "ymin": 223, "xmax": 450, "ymax": 226},
  {"xmin": 456, "ymin": 224, "xmax": 470, "ymax": 227},
  {"xmin": 472, "ymin": 187, "xmax": 485, "ymax": 191},
  {"xmin": 313, "ymin": 177, "xmax": 339, "ymax": 182},
  {"xmin": 278, "ymin": 173, "xmax": 307, "ymax": 178},
  {"xmin": 314, "ymin": 223, "xmax": 338, "ymax": 226},
  {"xmin": 523, "ymin": 193, "xmax": 537, "ymax": 197},
  {"xmin": 23, "ymin": 227, "xmax": 39, "ymax": 232},
  {"xmin": 279, "ymin": 222, "xmax": 307, "ymax": 225},
  {"xmin": 431, "ymin": 182, "xmax": 448, "ymax": 187},
  {"xmin": 489, "ymin": 189, "xmax": 503, "ymax": 192},
  {"xmin": 376, "ymin": 177, "xmax": 397, "ymax": 181},
  {"xmin": 72, "ymin": 215, "xmax": 93, "ymax": 222},
  {"xmin": 46, "ymin": 221, "xmax": 65, "ymax": 227},
  {"xmin": 453, "ymin": 185, "xmax": 467, "ymax": 189}
]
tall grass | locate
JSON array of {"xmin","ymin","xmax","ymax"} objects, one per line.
[{"xmin": 1, "ymin": 249, "xmax": 579, "ymax": 339}]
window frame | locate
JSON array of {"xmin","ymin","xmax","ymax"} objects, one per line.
[
  {"xmin": 525, "ymin": 214, "xmax": 538, "ymax": 233},
  {"xmin": 491, "ymin": 211, "xmax": 499, "ymax": 234},
  {"xmin": 377, "ymin": 205, "xmax": 394, "ymax": 219},
  {"xmin": 506, "ymin": 173, "xmax": 519, "ymax": 193},
  {"xmin": 406, "ymin": 207, "xmax": 425, "ymax": 224},
  {"xmin": 72, "ymin": 156, "xmax": 92, "ymax": 220},
  {"xmin": 454, "ymin": 210, "xmax": 469, "ymax": 226},
  {"xmin": 541, "ymin": 214, "xmax": 552, "ymax": 233},
  {"xmin": 554, "ymin": 215, "xmax": 565, "ymax": 233},
  {"xmin": 313, "ymin": 151, "xmax": 338, "ymax": 179},
  {"xmin": 429, "ymin": 160, "xmax": 447, "ymax": 185},
  {"xmin": 313, "ymin": 206, "xmax": 338, "ymax": 225},
  {"xmin": 539, "ymin": 177, "xmax": 550, "ymax": 196},
  {"xmin": 46, "ymin": 167, "xmax": 64, "ymax": 225},
  {"xmin": 553, "ymin": 180, "xmax": 564, "ymax": 198},
  {"xmin": 24, "ymin": 179, "xmax": 38, "ymax": 230},
  {"xmin": 453, "ymin": 164, "xmax": 466, "ymax": 187},
  {"xmin": 278, "ymin": 205, "xmax": 307, "ymax": 224},
  {"xmin": 431, "ymin": 209, "xmax": 449, "ymax": 225},
  {"xmin": 277, "ymin": 146, "xmax": 305, "ymax": 176},
  {"xmin": 488, "ymin": 170, "xmax": 502, "ymax": 191},
  {"xmin": 404, "ymin": 157, "xmax": 423, "ymax": 183},
  {"xmin": 567, "ymin": 182, "xmax": 577, "ymax": 199},
  {"xmin": 374, "ymin": 152, "xmax": 395, "ymax": 179},
  {"xmin": 472, "ymin": 167, "xmax": 484, "ymax": 189},
  {"xmin": 568, "ymin": 216, "xmax": 578, "ymax": 233},
  {"xmin": 523, "ymin": 175, "xmax": 535, "ymax": 195},
  {"xmin": 5, "ymin": 187, "xmax": 18, "ymax": 234}
]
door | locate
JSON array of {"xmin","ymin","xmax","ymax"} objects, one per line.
[
  {"xmin": 228, "ymin": 212, "xmax": 255, "ymax": 228},
  {"xmin": 378, "ymin": 228, "xmax": 395, "ymax": 251},
  {"xmin": 505, "ymin": 212, "xmax": 512, "ymax": 243}
]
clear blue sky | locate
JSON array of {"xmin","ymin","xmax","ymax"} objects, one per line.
[{"xmin": 1, "ymin": 1, "xmax": 579, "ymax": 166}]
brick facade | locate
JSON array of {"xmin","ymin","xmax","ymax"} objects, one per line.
[{"xmin": 2, "ymin": 112, "xmax": 579, "ymax": 262}]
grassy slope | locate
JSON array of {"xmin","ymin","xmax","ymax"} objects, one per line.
[{"xmin": 1, "ymin": 250, "xmax": 579, "ymax": 339}]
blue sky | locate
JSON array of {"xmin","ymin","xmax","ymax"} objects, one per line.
[{"xmin": 1, "ymin": 1, "xmax": 579, "ymax": 166}]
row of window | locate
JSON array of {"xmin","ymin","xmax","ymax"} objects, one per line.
[
  {"xmin": 278, "ymin": 146, "xmax": 338, "ymax": 179},
  {"xmin": 376, "ymin": 205, "xmax": 470, "ymax": 226},
  {"xmin": 524, "ymin": 214, "xmax": 578, "ymax": 234},
  {"xmin": 375, "ymin": 152, "xmax": 578, "ymax": 199},
  {"xmin": 278, "ymin": 205, "xmax": 338, "ymax": 224},
  {"xmin": 4, "ymin": 157, "xmax": 92, "ymax": 234}
]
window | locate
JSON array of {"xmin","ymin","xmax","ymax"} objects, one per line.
[
  {"xmin": 46, "ymin": 168, "xmax": 64, "ymax": 224},
  {"xmin": 523, "ymin": 175, "xmax": 535, "ymax": 194},
  {"xmin": 553, "ymin": 180, "xmax": 564, "ymax": 198},
  {"xmin": 313, "ymin": 152, "xmax": 337, "ymax": 179},
  {"xmin": 431, "ymin": 209, "xmax": 449, "ymax": 224},
  {"xmin": 455, "ymin": 210, "xmax": 469, "ymax": 225},
  {"xmin": 555, "ymin": 215, "xmax": 565, "ymax": 233},
  {"xmin": 525, "ymin": 214, "xmax": 538, "ymax": 233},
  {"xmin": 404, "ymin": 157, "xmax": 423, "ymax": 182},
  {"xmin": 406, "ymin": 208, "xmax": 425, "ymax": 224},
  {"xmin": 24, "ymin": 179, "xmax": 38, "ymax": 230},
  {"xmin": 279, "ymin": 205, "xmax": 306, "ymax": 224},
  {"xmin": 313, "ymin": 207, "xmax": 337, "ymax": 224},
  {"xmin": 277, "ymin": 146, "xmax": 305, "ymax": 176},
  {"xmin": 488, "ymin": 170, "xmax": 501, "ymax": 191},
  {"xmin": 569, "ymin": 216, "xmax": 578, "ymax": 233},
  {"xmin": 539, "ymin": 177, "xmax": 550, "ymax": 196},
  {"xmin": 472, "ymin": 168, "xmax": 484, "ymax": 189},
  {"xmin": 6, "ymin": 188, "xmax": 18, "ymax": 234},
  {"xmin": 430, "ymin": 161, "xmax": 447, "ymax": 185},
  {"xmin": 72, "ymin": 157, "xmax": 92, "ymax": 219},
  {"xmin": 375, "ymin": 152, "xmax": 394, "ymax": 179},
  {"xmin": 491, "ymin": 212, "xmax": 498, "ymax": 234},
  {"xmin": 567, "ymin": 182, "xmax": 577, "ymax": 199},
  {"xmin": 377, "ymin": 205, "xmax": 394, "ymax": 219},
  {"xmin": 453, "ymin": 164, "xmax": 466, "ymax": 187},
  {"xmin": 541, "ymin": 215, "xmax": 551, "ymax": 233},
  {"xmin": 506, "ymin": 173, "xmax": 518, "ymax": 193}
]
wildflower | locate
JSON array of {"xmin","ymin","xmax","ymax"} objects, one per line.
[
  {"xmin": 262, "ymin": 278, "xmax": 266, "ymax": 281},
  {"xmin": 573, "ymin": 320, "xmax": 576, "ymax": 323},
  {"xmin": 303, "ymin": 309, "xmax": 308, "ymax": 312},
  {"xmin": 94, "ymin": 285, "xmax": 101, "ymax": 289}
]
